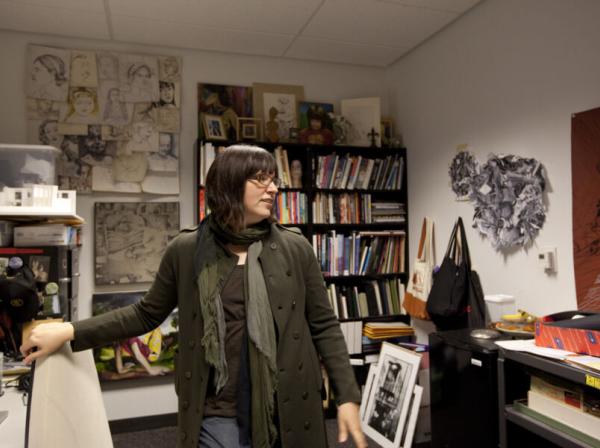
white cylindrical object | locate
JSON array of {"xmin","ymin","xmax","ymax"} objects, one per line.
[{"xmin": 484, "ymin": 294, "xmax": 516, "ymax": 323}]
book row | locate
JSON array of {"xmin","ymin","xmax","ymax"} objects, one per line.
[
  {"xmin": 273, "ymin": 192, "xmax": 308, "ymax": 224},
  {"xmin": 326, "ymin": 277, "xmax": 406, "ymax": 320},
  {"xmin": 315, "ymin": 153, "xmax": 404, "ymax": 190},
  {"xmin": 314, "ymin": 231, "xmax": 406, "ymax": 276},
  {"xmin": 313, "ymin": 193, "xmax": 406, "ymax": 224}
]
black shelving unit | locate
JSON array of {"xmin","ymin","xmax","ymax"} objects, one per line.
[{"xmin": 497, "ymin": 349, "xmax": 600, "ymax": 448}]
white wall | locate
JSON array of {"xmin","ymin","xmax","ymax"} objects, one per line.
[
  {"xmin": 386, "ymin": 0, "xmax": 600, "ymax": 340},
  {"xmin": 0, "ymin": 29, "xmax": 387, "ymax": 419}
]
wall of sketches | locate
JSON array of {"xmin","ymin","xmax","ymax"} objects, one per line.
[
  {"xmin": 386, "ymin": 0, "xmax": 600, "ymax": 325},
  {"xmin": 0, "ymin": 29, "xmax": 387, "ymax": 420}
]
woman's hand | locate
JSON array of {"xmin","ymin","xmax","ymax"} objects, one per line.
[
  {"xmin": 337, "ymin": 401, "xmax": 368, "ymax": 447},
  {"xmin": 20, "ymin": 322, "xmax": 75, "ymax": 365}
]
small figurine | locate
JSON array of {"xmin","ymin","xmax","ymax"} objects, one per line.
[
  {"xmin": 290, "ymin": 160, "xmax": 303, "ymax": 188},
  {"xmin": 265, "ymin": 106, "xmax": 280, "ymax": 143}
]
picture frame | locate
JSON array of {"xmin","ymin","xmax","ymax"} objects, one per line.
[
  {"xmin": 197, "ymin": 83, "xmax": 253, "ymax": 140},
  {"xmin": 361, "ymin": 342, "xmax": 422, "ymax": 448},
  {"xmin": 236, "ymin": 117, "xmax": 263, "ymax": 141},
  {"xmin": 381, "ymin": 118, "xmax": 394, "ymax": 147},
  {"xmin": 203, "ymin": 114, "xmax": 227, "ymax": 140},
  {"xmin": 360, "ymin": 363, "xmax": 378, "ymax": 420},
  {"xmin": 340, "ymin": 97, "xmax": 381, "ymax": 147},
  {"xmin": 401, "ymin": 385, "xmax": 423, "ymax": 448},
  {"xmin": 252, "ymin": 82, "xmax": 304, "ymax": 143}
]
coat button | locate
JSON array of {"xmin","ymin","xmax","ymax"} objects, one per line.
[
  {"xmin": 298, "ymin": 361, "xmax": 303, "ymax": 371},
  {"xmin": 304, "ymin": 421, "xmax": 310, "ymax": 430},
  {"xmin": 302, "ymin": 391, "xmax": 308, "ymax": 400},
  {"xmin": 278, "ymin": 305, "xmax": 283, "ymax": 310},
  {"xmin": 270, "ymin": 242, "xmax": 277, "ymax": 249},
  {"xmin": 293, "ymin": 332, "xmax": 300, "ymax": 340},
  {"xmin": 182, "ymin": 400, "xmax": 189, "ymax": 409},
  {"xmin": 286, "ymin": 270, "xmax": 292, "ymax": 276},
  {"xmin": 291, "ymin": 300, "xmax": 296, "ymax": 309},
  {"xmin": 185, "ymin": 371, "xmax": 192, "ymax": 379}
]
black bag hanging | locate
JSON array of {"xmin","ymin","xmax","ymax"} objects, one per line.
[{"xmin": 426, "ymin": 217, "xmax": 486, "ymax": 331}]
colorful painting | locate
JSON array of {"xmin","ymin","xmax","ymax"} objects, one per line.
[
  {"xmin": 298, "ymin": 101, "xmax": 335, "ymax": 145},
  {"xmin": 198, "ymin": 83, "xmax": 253, "ymax": 141},
  {"xmin": 92, "ymin": 291, "xmax": 178, "ymax": 381}
]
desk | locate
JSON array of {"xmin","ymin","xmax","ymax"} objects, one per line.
[{"xmin": 0, "ymin": 386, "xmax": 27, "ymax": 448}]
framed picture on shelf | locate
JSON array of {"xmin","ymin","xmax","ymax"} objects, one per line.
[
  {"xmin": 341, "ymin": 97, "xmax": 381, "ymax": 147},
  {"xmin": 252, "ymin": 82, "xmax": 304, "ymax": 143},
  {"xmin": 203, "ymin": 114, "xmax": 227, "ymax": 140},
  {"xmin": 381, "ymin": 118, "xmax": 394, "ymax": 147},
  {"xmin": 197, "ymin": 83, "xmax": 253, "ymax": 140},
  {"xmin": 236, "ymin": 117, "xmax": 263, "ymax": 141},
  {"xmin": 361, "ymin": 342, "xmax": 421, "ymax": 448}
]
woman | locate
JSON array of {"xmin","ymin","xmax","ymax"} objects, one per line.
[
  {"xmin": 21, "ymin": 145, "xmax": 367, "ymax": 448},
  {"xmin": 29, "ymin": 53, "xmax": 68, "ymax": 100}
]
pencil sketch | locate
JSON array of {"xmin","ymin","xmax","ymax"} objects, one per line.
[
  {"xmin": 28, "ymin": 119, "xmax": 64, "ymax": 148},
  {"xmin": 92, "ymin": 165, "xmax": 141, "ymax": 193},
  {"xmin": 449, "ymin": 151, "xmax": 479, "ymax": 200},
  {"xmin": 158, "ymin": 56, "xmax": 181, "ymax": 82},
  {"xmin": 79, "ymin": 125, "xmax": 115, "ymax": 166},
  {"xmin": 97, "ymin": 52, "xmax": 119, "ymax": 80},
  {"xmin": 262, "ymin": 93, "xmax": 297, "ymax": 142},
  {"xmin": 99, "ymin": 80, "xmax": 132, "ymax": 126},
  {"xmin": 57, "ymin": 136, "xmax": 92, "ymax": 194},
  {"xmin": 94, "ymin": 202, "xmax": 180, "ymax": 285},
  {"xmin": 132, "ymin": 102, "xmax": 158, "ymax": 124},
  {"xmin": 112, "ymin": 152, "xmax": 148, "ymax": 183},
  {"xmin": 123, "ymin": 120, "xmax": 159, "ymax": 153},
  {"xmin": 26, "ymin": 98, "xmax": 60, "ymax": 120},
  {"xmin": 57, "ymin": 122, "xmax": 88, "ymax": 136},
  {"xmin": 119, "ymin": 54, "xmax": 159, "ymax": 103},
  {"xmin": 70, "ymin": 50, "xmax": 98, "ymax": 87},
  {"xmin": 26, "ymin": 45, "xmax": 70, "ymax": 101},
  {"xmin": 157, "ymin": 107, "xmax": 180, "ymax": 133},
  {"xmin": 101, "ymin": 125, "xmax": 128, "ymax": 141},
  {"xmin": 60, "ymin": 87, "xmax": 101, "ymax": 124},
  {"xmin": 147, "ymin": 134, "xmax": 178, "ymax": 172},
  {"xmin": 157, "ymin": 81, "xmax": 179, "ymax": 108}
]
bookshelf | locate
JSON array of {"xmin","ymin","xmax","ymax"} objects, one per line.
[{"xmin": 195, "ymin": 139, "xmax": 410, "ymax": 326}]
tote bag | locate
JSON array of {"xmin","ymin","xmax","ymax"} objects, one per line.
[
  {"xmin": 426, "ymin": 217, "xmax": 485, "ymax": 330},
  {"xmin": 403, "ymin": 217, "xmax": 434, "ymax": 320}
]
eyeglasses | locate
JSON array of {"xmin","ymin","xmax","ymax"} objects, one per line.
[{"xmin": 248, "ymin": 173, "xmax": 281, "ymax": 188}]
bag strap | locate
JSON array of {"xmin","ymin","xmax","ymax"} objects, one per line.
[
  {"xmin": 444, "ymin": 219, "xmax": 460, "ymax": 259},
  {"xmin": 456, "ymin": 217, "xmax": 472, "ymax": 269}
]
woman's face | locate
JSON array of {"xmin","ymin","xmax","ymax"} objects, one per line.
[
  {"xmin": 32, "ymin": 60, "xmax": 53, "ymax": 85},
  {"xmin": 136, "ymin": 123, "xmax": 153, "ymax": 140},
  {"xmin": 73, "ymin": 93, "xmax": 94, "ymax": 115},
  {"xmin": 160, "ymin": 84, "xmax": 175, "ymax": 104},
  {"xmin": 243, "ymin": 173, "xmax": 278, "ymax": 226},
  {"xmin": 108, "ymin": 89, "xmax": 121, "ymax": 102},
  {"xmin": 132, "ymin": 67, "xmax": 151, "ymax": 88}
]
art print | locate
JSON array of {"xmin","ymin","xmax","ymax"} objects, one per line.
[
  {"xmin": 60, "ymin": 87, "xmax": 101, "ymax": 124},
  {"xmin": 92, "ymin": 291, "xmax": 178, "ymax": 380},
  {"xmin": 157, "ymin": 107, "xmax": 180, "ymax": 133},
  {"xmin": 26, "ymin": 98, "xmax": 60, "ymax": 120},
  {"xmin": 362, "ymin": 342, "xmax": 421, "ymax": 448},
  {"xmin": 158, "ymin": 56, "xmax": 181, "ymax": 82},
  {"xmin": 27, "ymin": 119, "xmax": 64, "ymax": 148},
  {"xmin": 147, "ymin": 134, "xmax": 178, "ymax": 172},
  {"xmin": 97, "ymin": 52, "xmax": 119, "ymax": 80},
  {"xmin": 26, "ymin": 45, "xmax": 70, "ymax": 101},
  {"xmin": 78, "ymin": 125, "xmax": 115, "ymax": 166},
  {"xmin": 98, "ymin": 80, "xmax": 132, "ymax": 126},
  {"xmin": 198, "ymin": 83, "xmax": 253, "ymax": 140},
  {"xmin": 340, "ymin": 97, "xmax": 381, "ymax": 147},
  {"xmin": 298, "ymin": 101, "xmax": 335, "ymax": 145},
  {"xmin": 70, "ymin": 50, "xmax": 98, "ymax": 87},
  {"xmin": 94, "ymin": 202, "xmax": 179, "ymax": 285},
  {"xmin": 92, "ymin": 165, "xmax": 142, "ymax": 193},
  {"xmin": 118, "ymin": 54, "xmax": 159, "ymax": 103},
  {"xmin": 123, "ymin": 119, "xmax": 159, "ymax": 153},
  {"xmin": 449, "ymin": 150, "xmax": 479, "ymax": 200},
  {"xmin": 262, "ymin": 92, "xmax": 297, "ymax": 142}
]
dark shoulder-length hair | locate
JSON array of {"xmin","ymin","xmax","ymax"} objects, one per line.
[{"xmin": 205, "ymin": 144, "xmax": 277, "ymax": 232}]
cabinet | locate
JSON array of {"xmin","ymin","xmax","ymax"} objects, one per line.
[
  {"xmin": 195, "ymin": 140, "xmax": 409, "ymax": 325},
  {"xmin": 497, "ymin": 349, "xmax": 600, "ymax": 448}
]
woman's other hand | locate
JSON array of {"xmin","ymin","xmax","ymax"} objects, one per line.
[
  {"xmin": 20, "ymin": 322, "xmax": 75, "ymax": 364},
  {"xmin": 337, "ymin": 401, "xmax": 368, "ymax": 447}
]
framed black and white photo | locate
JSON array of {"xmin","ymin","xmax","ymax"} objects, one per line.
[
  {"xmin": 94, "ymin": 202, "xmax": 180, "ymax": 285},
  {"xmin": 361, "ymin": 342, "xmax": 422, "ymax": 448},
  {"xmin": 401, "ymin": 385, "xmax": 423, "ymax": 448},
  {"xmin": 203, "ymin": 114, "xmax": 227, "ymax": 140}
]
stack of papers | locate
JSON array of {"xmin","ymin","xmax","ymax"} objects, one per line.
[{"xmin": 363, "ymin": 321, "xmax": 414, "ymax": 339}]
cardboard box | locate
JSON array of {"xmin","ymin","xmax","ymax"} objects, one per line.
[{"xmin": 535, "ymin": 311, "xmax": 600, "ymax": 356}]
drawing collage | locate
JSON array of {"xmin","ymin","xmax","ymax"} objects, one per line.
[{"xmin": 25, "ymin": 44, "xmax": 181, "ymax": 194}]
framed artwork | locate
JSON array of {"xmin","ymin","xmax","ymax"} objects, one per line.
[
  {"xmin": 341, "ymin": 97, "xmax": 381, "ymax": 147},
  {"xmin": 381, "ymin": 118, "xmax": 393, "ymax": 147},
  {"xmin": 361, "ymin": 342, "xmax": 421, "ymax": 448},
  {"xmin": 92, "ymin": 291, "xmax": 178, "ymax": 381},
  {"xmin": 237, "ymin": 117, "xmax": 263, "ymax": 141},
  {"xmin": 252, "ymin": 83, "xmax": 304, "ymax": 143},
  {"xmin": 203, "ymin": 114, "xmax": 227, "ymax": 140},
  {"xmin": 94, "ymin": 202, "xmax": 180, "ymax": 285},
  {"xmin": 360, "ymin": 363, "xmax": 378, "ymax": 420},
  {"xmin": 298, "ymin": 101, "xmax": 335, "ymax": 145},
  {"xmin": 197, "ymin": 83, "xmax": 253, "ymax": 140},
  {"xmin": 401, "ymin": 385, "xmax": 423, "ymax": 448}
]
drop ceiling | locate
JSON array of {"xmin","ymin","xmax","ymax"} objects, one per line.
[{"xmin": 0, "ymin": 0, "xmax": 482, "ymax": 67}]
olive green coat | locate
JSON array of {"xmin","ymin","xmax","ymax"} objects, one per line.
[{"xmin": 72, "ymin": 223, "xmax": 360, "ymax": 447}]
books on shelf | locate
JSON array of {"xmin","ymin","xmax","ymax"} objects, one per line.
[
  {"xmin": 312, "ymin": 194, "xmax": 406, "ymax": 224},
  {"xmin": 340, "ymin": 321, "xmax": 363, "ymax": 355},
  {"xmin": 363, "ymin": 321, "xmax": 414, "ymax": 339},
  {"xmin": 325, "ymin": 278, "xmax": 406, "ymax": 319},
  {"xmin": 274, "ymin": 191, "xmax": 307, "ymax": 224},
  {"xmin": 314, "ymin": 153, "xmax": 404, "ymax": 190},
  {"xmin": 314, "ymin": 231, "xmax": 405, "ymax": 276},
  {"xmin": 14, "ymin": 223, "xmax": 81, "ymax": 246}
]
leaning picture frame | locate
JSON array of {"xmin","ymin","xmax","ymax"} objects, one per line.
[
  {"xmin": 361, "ymin": 342, "xmax": 422, "ymax": 448},
  {"xmin": 360, "ymin": 363, "xmax": 378, "ymax": 420},
  {"xmin": 236, "ymin": 117, "xmax": 263, "ymax": 141},
  {"xmin": 340, "ymin": 97, "xmax": 381, "ymax": 147},
  {"xmin": 252, "ymin": 82, "xmax": 304, "ymax": 143},
  {"xmin": 401, "ymin": 385, "xmax": 423, "ymax": 448},
  {"xmin": 203, "ymin": 114, "xmax": 227, "ymax": 140}
]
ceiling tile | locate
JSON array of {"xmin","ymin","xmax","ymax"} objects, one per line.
[
  {"xmin": 111, "ymin": 15, "xmax": 294, "ymax": 57},
  {"xmin": 379, "ymin": 0, "xmax": 482, "ymax": 14},
  {"xmin": 286, "ymin": 36, "xmax": 408, "ymax": 67},
  {"xmin": 108, "ymin": 0, "xmax": 323, "ymax": 35},
  {"xmin": 0, "ymin": 1, "xmax": 110, "ymax": 39},
  {"xmin": 303, "ymin": 0, "xmax": 457, "ymax": 47},
  {"xmin": 1, "ymin": 0, "xmax": 105, "ymax": 13}
]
